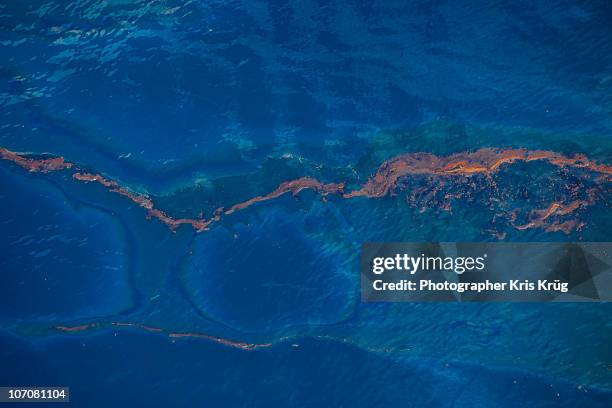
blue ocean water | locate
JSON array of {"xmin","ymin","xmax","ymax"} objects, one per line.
[
  {"xmin": 1, "ymin": 0, "xmax": 612, "ymax": 406},
  {"xmin": 1, "ymin": 332, "xmax": 612, "ymax": 408}
]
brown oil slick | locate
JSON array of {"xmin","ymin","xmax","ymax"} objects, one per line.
[
  {"xmin": 346, "ymin": 148, "xmax": 612, "ymax": 198},
  {"xmin": 224, "ymin": 177, "xmax": 344, "ymax": 215},
  {"xmin": 73, "ymin": 172, "xmax": 213, "ymax": 232},
  {"xmin": 54, "ymin": 322, "xmax": 271, "ymax": 351},
  {"xmin": 513, "ymin": 200, "xmax": 587, "ymax": 233},
  {"xmin": 0, "ymin": 147, "xmax": 72, "ymax": 173},
  {"xmin": 55, "ymin": 323, "xmax": 99, "ymax": 332},
  {"xmin": 1, "ymin": 146, "xmax": 610, "ymax": 236},
  {"xmin": 509, "ymin": 185, "xmax": 604, "ymax": 234}
]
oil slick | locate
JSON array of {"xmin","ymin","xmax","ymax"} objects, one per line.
[
  {"xmin": 54, "ymin": 322, "xmax": 271, "ymax": 351},
  {"xmin": 1, "ymin": 147, "xmax": 610, "ymax": 236}
]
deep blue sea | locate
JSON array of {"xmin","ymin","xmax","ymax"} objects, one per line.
[{"xmin": 1, "ymin": 1, "xmax": 611, "ymax": 406}]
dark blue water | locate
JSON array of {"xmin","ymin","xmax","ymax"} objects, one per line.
[
  {"xmin": 1, "ymin": 1, "xmax": 611, "ymax": 406},
  {"xmin": 1, "ymin": 330, "xmax": 611, "ymax": 408}
]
